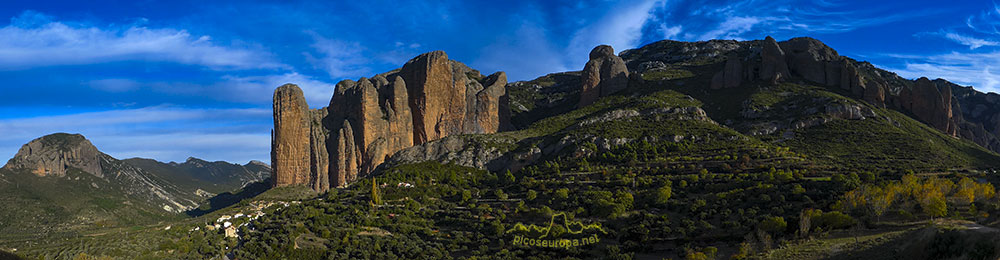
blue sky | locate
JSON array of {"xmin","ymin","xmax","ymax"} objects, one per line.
[{"xmin": 0, "ymin": 0, "xmax": 998, "ymax": 164}]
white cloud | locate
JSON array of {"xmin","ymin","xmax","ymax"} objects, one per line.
[
  {"xmin": 0, "ymin": 106, "xmax": 272, "ymax": 164},
  {"xmin": 305, "ymin": 35, "xmax": 373, "ymax": 79},
  {"xmin": 474, "ymin": 21, "xmax": 570, "ymax": 81},
  {"xmin": 884, "ymin": 4, "xmax": 1000, "ymax": 93},
  {"xmin": 673, "ymin": 1, "xmax": 932, "ymax": 42},
  {"xmin": 884, "ymin": 51, "xmax": 1000, "ymax": 92},
  {"xmin": 218, "ymin": 73, "xmax": 337, "ymax": 107},
  {"xmin": 566, "ymin": 0, "xmax": 663, "ymax": 66},
  {"xmin": 695, "ymin": 16, "xmax": 776, "ymax": 41},
  {"xmin": 81, "ymin": 73, "xmax": 337, "ymax": 108},
  {"xmin": 0, "ymin": 11, "xmax": 285, "ymax": 70},
  {"xmin": 659, "ymin": 24, "xmax": 682, "ymax": 39},
  {"xmin": 942, "ymin": 32, "xmax": 1000, "ymax": 49}
]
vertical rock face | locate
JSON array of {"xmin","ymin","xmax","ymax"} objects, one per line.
[
  {"xmin": 579, "ymin": 45, "xmax": 630, "ymax": 107},
  {"xmin": 271, "ymin": 84, "xmax": 311, "ymax": 187},
  {"xmin": 779, "ymin": 37, "xmax": 839, "ymax": 85},
  {"xmin": 466, "ymin": 72, "xmax": 508, "ymax": 133},
  {"xmin": 271, "ymin": 51, "xmax": 508, "ymax": 191},
  {"xmin": 903, "ymin": 77, "xmax": 958, "ymax": 136},
  {"xmin": 308, "ymin": 108, "xmax": 330, "ymax": 191},
  {"xmin": 400, "ymin": 51, "xmax": 467, "ymax": 144},
  {"xmin": 700, "ymin": 36, "xmax": 954, "ymax": 137},
  {"xmin": 711, "ymin": 53, "xmax": 744, "ymax": 89},
  {"xmin": 759, "ymin": 36, "xmax": 790, "ymax": 83},
  {"xmin": 3, "ymin": 133, "xmax": 103, "ymax": 177}
]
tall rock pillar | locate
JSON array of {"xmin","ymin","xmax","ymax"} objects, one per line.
[{"xmin": 271, "ymin": 84, "xmax": 311, "ymax": 187}]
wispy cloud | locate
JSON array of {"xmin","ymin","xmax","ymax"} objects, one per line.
[
  {"xmin": 304, "ymin": 35, "xmax": 372, "ymax": 79},
  {"xmin": 217, "ymin": 73, "xmax": 336, "ymax": 107},
  {"xmin": 0, "ymin": 10, "xmax": 285, "ymax": 70},
  {"xmin": 567, "ymin": 0, "xmax": 663, "ymax": 66},
  {"xmin": 885, "ymin": 3, "xmax": 1000, "ymax": 93},
  {"xmin": 883, "ymin": 51, "xmax": 1000, "ymax": 92},
  {"xmin": 0, "ymin": 106, "xmax": 271, "ymax": 164},
  {"xmin": 942, "ymin": 32, "xmax": 1000, "ymax": 49},
  {"xmin": 651, "ymin": 0, "xmax": 931, "ymax": 42},
  {"xmin": 474, "ymin": 20, "xmax": 569, "ymax": 80}
]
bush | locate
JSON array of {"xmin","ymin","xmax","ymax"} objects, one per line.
[
  {"xmin": 759, "ymin": 216, "xmax": 787, "ymax": 235},
  {"xmin": 813, "ymin": 211, "xmax": 855, "ymax": 230}
]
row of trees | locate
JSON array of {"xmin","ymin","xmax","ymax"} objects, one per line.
[{"xmin": 836, "ymin": 174, "xmax": 996, "ymax": 221}]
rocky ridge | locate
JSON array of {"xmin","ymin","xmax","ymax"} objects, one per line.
[
  {"xmin": 4, "ymin": 133, "xmax": 103, "ymax": 177},
  {"xmin": 3, "ymin": 133, "xmax": 201, "ymax": 213},
  {"xmin": 271, "ymin": 51, "xmax": 509, "ymax": 191},
  {"xmin": 275, "ymin": 36, "xmax": 1000, "ymax": 191}
]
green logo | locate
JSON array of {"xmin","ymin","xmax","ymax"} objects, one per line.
[{"xmin": 506, "ymin": 212, "xmax": 606, "ymax": 248}]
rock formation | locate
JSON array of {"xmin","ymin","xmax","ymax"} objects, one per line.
[
  {"xmin": 308, "ymin": 108, "xmax": 330, "ymax": 191},
  {"xmin": 3, "ymin": 133, "xmax": 202, "ymax": 213},
  {"xmin": 696, "ymin": 36, "xmax": 959, "ymax": 135},
  {"xmin": 579, "ymin": 45, "xmax": 630, "ymax": 107},
  {"xmin": 898, "ymin": 78, "xmax": 959, "ymax": 136},
  {"xmin": 271, "ymin": 51, "xmax": 508, "ymax": 191},
  {"xmin": 711, "ymin": 53, "xmax": 744, "ymax": 89},
  {"xmin": 759, "ymin": 36, "xmax": 790, "ymax": 83},
  {"xmin": 3, "ymin": 133, "xmax": 103, "ymax": 177},
  {"xmin": 271, "ymin": 84, "xmax": 311, "ymax": 187}
]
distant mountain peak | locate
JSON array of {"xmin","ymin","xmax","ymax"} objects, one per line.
[
  {"xmin": 247, "ymin": 160, "xmax": 270, "ymax": 168},
  {"xmin": 3, "ymin": 133, "xmax": 104, "ymax": 177}
]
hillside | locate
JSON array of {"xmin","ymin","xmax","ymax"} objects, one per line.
[
  {"xmin": 123, "ymin": 157, "xmax": 270, "ymax": 195},
  {"xmin": 7, "ymin": 35, "xmax": 1000, "ymax": 260},
  {"xmin": 0, "ymin": 133, "xmax": 273, "ymax": 257}
]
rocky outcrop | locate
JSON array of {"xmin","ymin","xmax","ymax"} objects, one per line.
[
  {"xmin": 896, "ymin": 78, "xmax": 957, "ymax": 136},
  {"xmin": 3, "ymin": 133, "xmax": 201, "ymax": 213},
  {"xmin": 327, "ymin": 75, "xmax": 414, "ymax": 187},
  {"xmin": 465, "ymin": 72, "xmax": 508, "ymax": 134},
  {"xmin": 779, "ymin": 37, "xmax": 839, "ymax": 85},
  {"xmin": 579, "ymin": 45, "xmax": 630, "ymax": 107},
  {"xmin": 271, "ymin": 51, "xmax": 508, "ymax": 191},
  {"xmin": 400, "ymin": 51, "xmax": 467, "ymax": 144},
  {"xmin": 308, "ymin": 109, "xmax": 330, "ymax": 191},
  {"xmin": 382, "ymin": 135, "xmax": 512, "ymax": 172},
  {"xmin": 711, "ymin": 53, "xmax": 744, "ymax": 89},
  {"xmin": 760, "ymin": 36, "xmax": 790, "ymax": 83},
  {"xmin": 271, "ymin": 84, "xmax": 311, "ymax": 187},
  {"xmin": 3, "ymin": 133, "xmax": 102, "ymax": 177}
]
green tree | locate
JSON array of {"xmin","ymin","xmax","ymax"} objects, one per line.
[
  {"xmin": 554, "ymin": 188, "xmax": 569, "ymax": 200},
  {"xmin": 759, "ymin": 216, "xmax": 787, "ymax": 235},
  {"xmin": 526, "ymin": 190, "xmax": 537, "ymax": 201},
  {"xmin": 923, "ymin": 196, "xmax": 947, "ymax": 220},
  {"xmin": 461, "ymin": 190, "xmax": 472, "ymax": 203},
  {"xmin": 655, "ymin": 184, "xmax": 672, "ymax": 205},
  {"xmin": 371, "ymin": 177, "xmax": 381, "ymax": 206},
  {"xmin": 502, "ymin": 170, "xmax": 516, "ymax": 186}
]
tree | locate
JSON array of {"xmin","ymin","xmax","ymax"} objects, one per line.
[
  {"xmin": 955, "ymin": 177, "xmax": 976, "ymax": 204},
  {"xmin": 974, "ymin": 182, "xmax": 996, "ymax": 202},
  {"xmin": 615, "ymin": 191, "xmax": 634, "ymax": 210},
  {"xmin": 526, "ymin": 190, "xmax": 537, "ymax": 201},
  {"xmin": 371, "ymin": 177, "xmax": 381, "ymax": 207},
  {"xmin": 655, "ymin": 184, "xmax": 672, "ymax": 205},
  {"xmin": 923, "ymin": 195, "xmax": 947, "ymax": 220},
  {"xmin": 799, "ymin": 209, "xmax": 822, "ymax": 238},
  {"xmin": 862, "ymin": 185, "xmax": 895, "ymax": 222},
  {"xmin": 554, "ymin": 188, "xmax": 569, "ymax": 200},
  {"xmin": 759, "ymin": 216, "xmax": 787, "ymax": 235},
  {"xmin": 501, "ymin": 170, "xmax": 516, "ymax": 186},
  {"xmin": 814, "ymin": 211, "xmax": 855, "ymax": 230}
]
